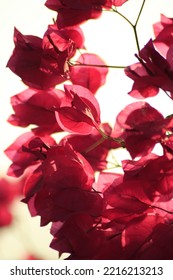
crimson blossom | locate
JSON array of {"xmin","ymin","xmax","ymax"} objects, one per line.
[
  {"xmin": 69, "ymin": 53, "xmax": 109, "ymax": 94},
  {"xmin": 55, "ymin": 84, "xmax": 101, "ymax": 134},
  {"xmin": 153, "ymin": 14, "xmax": 173, "ymax": 57},
  {"xmin": 111, "ymin": 101, "xmax": 173, "ymax": 158},
  {"xmin": 60, "ymin": 123, "xmax": 120, "ymax": 171},
  {"xmin": 4, "ymin": 0, "xmax": 173, "ymax": 260},
  {"xmin": 125, "ymin": 39, "xmax": 173, "ymax": 99},
  {"xmin": 7, "ymin": 88, "xmax": 64, "ymax": 135},
  {"xmin": 7, "ymin": 25, "xmax": 108, "ymax": 93},
  {"xmin": 45, "ymin": 0, "xmax": 128, "ymax": 28},
  {"xmin": 6, "ymin": 136, "xmax": 102, "ymax": 227},
  {"xmin": 49, "ymin": 160, "xmax": 173, "ymax": 259},
  {"xmin": 7, "ymin": 28, "xmax": 66, "ymax": 89},
  {"xmin": 6, "ymin": 25, "xmax": 84, "ymax": 89},
  {"xmin": 0, "ymin": 177, "xmax": 21, "ymax": 227}
]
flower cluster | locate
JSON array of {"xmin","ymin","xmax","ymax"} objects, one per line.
[{"xmin": 5, "ymin": 0, "xmax": 173, "ymax": 259}]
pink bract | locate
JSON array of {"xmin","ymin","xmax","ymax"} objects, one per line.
[
  {"xmin": 55, "ymin": 84, "xmax": 101, "ymax": 134},
  {"xmin": 70, "ymin": 53, "xmax": 108, "ymax": 93}
]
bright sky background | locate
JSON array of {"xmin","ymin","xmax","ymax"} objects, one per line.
[{"xmin": 1, "ymin": 0, "xmax": 173, "ymax": 259}]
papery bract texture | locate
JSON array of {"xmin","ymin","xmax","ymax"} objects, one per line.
[
  {"xmin": 49, "ymin": 165, "xmax": 173, "ymax": 259},
  {"xmin": 70, "ymin": 53, "xmax": 108, "ymax": 93},
  {"xmin": 45, "ymin": 24, "xmax": 85, "ymax": 49},
  {"xmin": 122, "ymin": 154, "xmax": 173, "ymax": 201},
  {"xmin": 7, "ymin": 28, "xmax": 65, "ymax": 89},
  {"xmin": 125, "ymin": 40, "xmax": 173, "ymax": 98},
  {"xmin": 153, "ymin": 14, "xmax": 173, "ymax": 57},
  {"xmin": 21, "ymin": 139, "xmax": 98, "ymax": 226},
  {"xmin": 55, "ymin": 84, "xmax": 101, "ymax": 134},
  {"xmin": 45, "ymin": 0, "xmax": 129, "ymax": 29},
  {"xmin": 112, "ymin": 101, "xmax": 173, "ymax": 158},
  {"xmin": 4, "ymin": 132, "xmax": 56, "ymax": 177},
  {"xmin": 43, "ymin": 23, "xmax": 84, "ymax": 77},
  {"xmin": 8, "ymin": 88, "xmax": 64, "ymax": 135},
  {"xmin": 121, "ymin": 214, "xmax": 163, "ymax": 259},
  {"xmin": 45, "ymin": 0, "xmax": 108, "ymax": 27},
  {"xmin": 7, "ymin": 26, "xmax": 83, "ymax": 89},
  {"xmin": 60, "ymin": 123, "xmax": 120, "ymax": 171},
  {"xmin": 137, "ymin": 223, "xmax": 173, "ymax": 260},
  {"xmin": 50, "ymin": 214, "xmax": 106, "ymax": 259}
]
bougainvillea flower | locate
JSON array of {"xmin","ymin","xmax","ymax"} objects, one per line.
[
  {"xmin": 49, "ymin": 170, "xmax": 173, "ymax": 259},
  {"xmin": 123, "ymin": 154, "xmax": 173, "ymax": 201},
  {"xmin": 121, "ymin": 214, "xmax": 163, "ymax": 259},
  {"xmin": 43, "ymin": 24, "xmax": 83, "ymax": 77},
  {"xmin": 4, "ymin": 132, "xmax": 56, "ymax": 177},
  {"xmin": 45, "ymin": 0, "xmax": 128, "ymax": 28},
  {"xmin": 112, "ymin": 101, "xmax": 173, "ymax": 158},
  {"xmin": 34, "ymin": 139, "xmax": 95, "ymax": 192},
  {"xmin": 45, "ymin": 0, "xmax": 109, "ymax": 28},
  {"xmin": 96, "ymin": 153, "xmax": 173, "ymax": 215},
  {"xmin": 0, "ymin": 178, "xmax": 20, "ymax": 227},
  {"xmin": 8, "ymin": 88, "xmax": 64, "ymax": 135},
  {"xmin": 22, "ymin": 139, "xmax": 97, "ymax": 225},
  {"xmin": 125, "ymin": 40, "xmax": 173, "ymax": 98},
  {"xmin": 6, "ymin": 28, "xmax": 65, "ymax": 89},
  {"xmin": 50, "ymin": 214, "xmax": 106, "ymax": 259},
  {"xmin": 29, "ymin": 186, "xmax": 103, "ymax": 225},
  {"xmin": 60, "ymin": 123, "xmax": 120, "ymax": 171},
  {"xmin": 70, "ymin": 53, "xmax": 108, "ymax": 93},
  {"xmin": 153, "ymin": 14, "xmax": 173, "ymax": 57},
  {"xmin": 102, "ymin": 178, "xmax": 149, "ymax": 224},
  {"xmin": 55, "ymin": 84, "xmax": 101, "ymax": 134},
  {"xmin": 138, "ymin": 223, "xmax": 173, "ymax": 260},
  {"xmin": 95, "ymin": 171, "xmax": 152, "ymax": 232},
  {"xmin": 97, "ymin": 170, "xmax": 173, "ymax": 260},
  {"xmin": 7, "ymin": 26, "xmax": 82, "ymax": 89},
  {"xmin": 45, "ymin": 23, "xmax": 85, "ymax": 49}
]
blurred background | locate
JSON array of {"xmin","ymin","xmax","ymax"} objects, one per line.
[{"xmin": 1, "ymin": 0, "xmax": 173, "ymax": 259}]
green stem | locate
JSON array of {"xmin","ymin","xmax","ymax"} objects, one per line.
[
  {"xmin": 112, "ymin": 0, "xmax": 146, "ymax": 53},
  {"xmin": 84, "ymin": 137, "xmax": 106, "ymax": 154},
  {"xmin": 112, "ymin": 8, "xmax": 133, "ymax": 27},
  {"xmin": 97, "ymin": 128, "xmax": 125, "ymax": 147},
  {"xmin": 133, "ymin": 27, "xmax": 140, "ymax": 53},
  {"xmin": 109, "ymin": 150, "xmax": 122, "ymax": 167},
  {"xmin": 135, "ymin": 0, "xmax": 146, "ymax": 27},
  {"xmin": 83, "ymin": 128, "xmax": 125, "ymax": 154},
  {"xmin": 134, "ymin": 0, "xmax": 146, "ymax": 52},
  {"xmin": 68, "ymin": 60, "xmax": 126, "ymax": 69}
]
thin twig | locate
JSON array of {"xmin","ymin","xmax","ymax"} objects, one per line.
[{"xmin": 68, "ymin": 60, "xmax": 126, "ymax": 69}]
